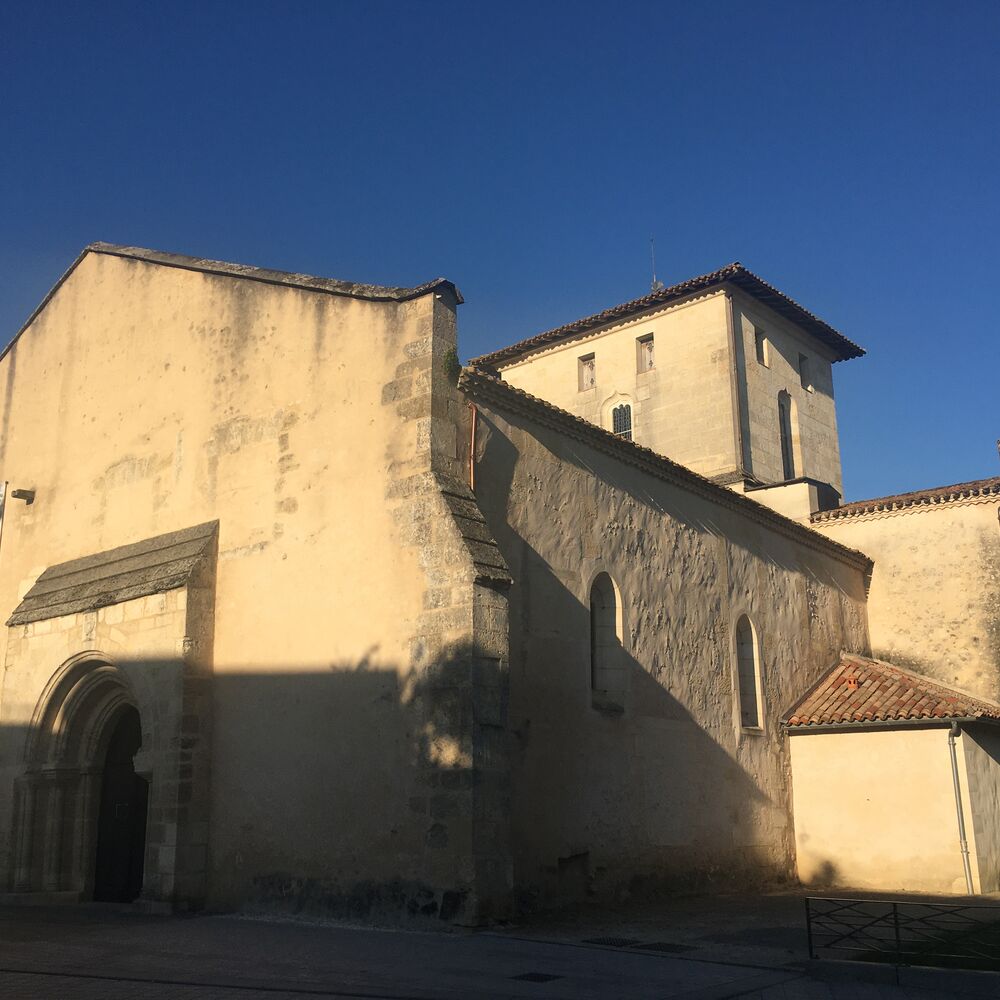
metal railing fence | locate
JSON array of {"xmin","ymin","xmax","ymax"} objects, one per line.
[{"xmin": 805, "ymin": 896, "xmax": 1000, "ymax": 971}]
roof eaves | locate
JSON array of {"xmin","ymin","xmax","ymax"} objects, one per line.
[
  {"xmin": 783, "ymin": 715, "xmax": 998, "ymax": 733},
  {"xmin": 470, "ymin": 262, "xmax": 863, "ymax": 369},
  {"xmin": 460, "ymin": 366, "xmax": 873, "ymax": 574},
  {"xmin": 811, "ymin": 476, "xmax": 1000, "ymax": 524}
]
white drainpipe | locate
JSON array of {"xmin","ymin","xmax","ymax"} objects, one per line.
[{"xmin": 948, "ymin": 722, "xmax": 975, "ymax": 895}]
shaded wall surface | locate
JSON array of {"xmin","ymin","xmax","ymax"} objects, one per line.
[
  {"xmin": 0, "ymin": 249, "xmax": 511, "ymax": 921},
  {"xmin": 790, "ymin": 725, "xmax": 1000, "ymax": 895},
  {"xmin": 962, "ymin": 725, "xmax": 1000, "ymax": 892},
  {"xmin": 731, "ymin": 292, "xmax": 843, "ymax": 496},
  {"xmin": 466, "ymin": 387, "xmax": 870, "ymax": 907},
  {"xmin": 813, "ymin": 499, "xmax": 1000, "ymax": 700}
]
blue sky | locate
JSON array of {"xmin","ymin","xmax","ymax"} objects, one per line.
[{"xmin": 2, "ymin": 0, "xmax": 997, "ymax": 500}]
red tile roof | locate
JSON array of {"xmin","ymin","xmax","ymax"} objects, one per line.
[
  {"xmin": 810, "ymin": 476, "xmax": 1000, "ymax": 523},
  {"xmin": 470, "ymin": 262, "xmax": 864, "ymax": 369},
  {"xmin": 784, "ymin": 654, "xmax": 1000, "ymax": 729}
]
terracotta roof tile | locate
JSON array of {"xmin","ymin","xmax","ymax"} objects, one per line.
[
  {"xmin": 810, "ymin": 476, "xmax": 1000, "ymax": 523},
  {"xmin": 784, "ymin": 654, "xmax": 1000, "ymax": 729}
]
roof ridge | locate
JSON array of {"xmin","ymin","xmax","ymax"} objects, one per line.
[{"xmin": 469, "ymin": 261, "xmax": 864, "ymax": 369}]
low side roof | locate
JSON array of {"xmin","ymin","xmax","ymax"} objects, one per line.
[
  {"xmin": 1, "ymin": 242, "xmax": 461, "ymax": 364},
  {"xmin": 811, "ymin": 475, "xmax": 1000, "ymax": 524},
  {"xmin": 784, "ymin": 653, "xmax": 1000, "ymax": 729},
  {"xmin": 7, "ymin": 521, "xmax": 218, "ymax": 626},
  {"xmin": 460, "ymin": 366, "xmax": 872, "ymax": 574},
  {"xmin": 470, "ymin": 262, "xmax": 864, "ymax": 369}
]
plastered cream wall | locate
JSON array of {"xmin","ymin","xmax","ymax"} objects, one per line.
[
  {"xmin": 496, "ymin": 292, "xmax": 740, "ymax": 480},
  {"xmin": 733, "ymin": 293, "xmax": 843, "ymax": 495},
  {"xmin": 790, "ymin": 726, "xmax": 1000, "ymax": 894},
  {"xmin": 813, "ymin": 499, "xmax": 1000, "ymax": 699},
  {"xmin": 0, "ymin": 249, "xmax": 511, "ymax": 921},
  {"xmin": 495, "ymin": 288, "xmax": 847, "ymax": 498},
  {"xmin": 467, "ymin": 385, "xmax": 870, "ymax": 905}
]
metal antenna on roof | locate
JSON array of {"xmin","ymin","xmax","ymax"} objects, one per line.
[{"xmin": 650, "ymin": 238, "xmax": 664, "ymax": 293}]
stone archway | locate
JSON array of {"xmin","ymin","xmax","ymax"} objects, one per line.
[{"xmin": 11, "ymin": 653, "xmax": 148, "ymax": 900}]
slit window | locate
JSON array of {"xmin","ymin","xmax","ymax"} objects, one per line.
[
  {"xmin": 578, "ymin": 354, "xmax": 596, "ymax": 391},
  {"xmin": 799, "ymin": 353, "xmax": 813, "ymax": 392},
  {"xmin": 591, "ymin": 573, "xmax": 625, "ymax": 711},
  {"xmin": 636, "ymin": 334, "xmax": 655, "ymax": 373},
  {"xmin": 778, "ymin": 392, "xmax": 796, "ymax": 480},
  {"xmin": 612, "ymin": 403, "xmax": 632, "ymax": 441},
  {"xmin": 754, "ymin": 329, "xmax": 769, "ymax": 367},
  {"xmin": 735, "ymin": 615, "xmax": 762, "ymax": 729}
]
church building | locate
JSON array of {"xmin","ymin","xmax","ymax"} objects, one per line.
[{"xmin": 0, "ymin": 243, "xmax": 997, "ymax": 920}]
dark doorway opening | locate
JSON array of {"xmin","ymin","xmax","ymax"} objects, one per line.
[{"xmin": 93, "ymin": 706, "xmax": 148, "ymax": 902}]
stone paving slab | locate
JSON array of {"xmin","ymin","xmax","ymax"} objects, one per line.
[{"xmin": 0, "ymin": 900, "xmax": 992, "ymax": 1000}]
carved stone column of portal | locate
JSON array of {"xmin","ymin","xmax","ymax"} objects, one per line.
[
  {"xmin": 42, "ymin": 772, "xmax": 64, "ymax": 891},
  {"xmin": 71, "ymin": 769, "xmax": 97, "ymax": 894},
  {"xmin": 13, "ymin": 777, "xmax": 38, "ymax": 891}
]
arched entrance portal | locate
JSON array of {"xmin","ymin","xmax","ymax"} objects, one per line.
[
  {"xmin": 93, "ymin": 706, "xmax": 148, "ymax": 902},
  {"xmin": 12, "ymin": 655, "xmax": 150, "ymax": 902}
]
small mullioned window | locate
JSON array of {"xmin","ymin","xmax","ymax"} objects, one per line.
[{"xmin": 612, "ymin": 403, "xmax": 632, "ymax": 441}]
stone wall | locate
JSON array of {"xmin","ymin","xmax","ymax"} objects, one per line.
[
  {"xmin": 495, "ymin": 292, "xmax": 740, "ymax": 480},
  {"xmin": 490, "ymin": 285, "xmax": 849, "ymax": 495},
  {"xmin": 732, "ymin": 291, "xmax": 844, "ymax": 495},
  {"xmin": 463, "ymin": 371, "xmax": 870, "ymax": 907},
  {"xmin": 0, "ymin": 246, "xmax": 511, "ymax": 921},
  {"xmin": 812, "ymin": 496, "xmax": 1000, "ymax": 699},
  {"xmin": 0, "ymin": 578, "xmax": 214, "ymax": 907}
]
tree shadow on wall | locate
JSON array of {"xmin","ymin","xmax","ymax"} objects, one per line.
[{"xmin": 0, "ymin": 645, "xmax": 506, "ymax": 927}]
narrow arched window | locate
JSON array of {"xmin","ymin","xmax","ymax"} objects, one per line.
[
  {"xmin": 735, "ymin": 615, "xmax": 762, "ymax": 729},
  {"xmin": 778, "ymin": 391, "xmax": 795, "ymax": 480},
  {"xmin": 612, "ymin": 404, "xmax": 632, "ymax": 441},
  {"xmin": 590, "ymin": 573, "xmax": 624, "ymax": 710}
]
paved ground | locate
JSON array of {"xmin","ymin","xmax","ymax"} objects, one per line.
[{"xmin": 0, "ymin": 892, "xmax": 994, "ymax": 999}]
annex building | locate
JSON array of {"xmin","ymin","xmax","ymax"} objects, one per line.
[{"xmin": 0, "ymin": 243, "xmax": 997, "ymax": 920}]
